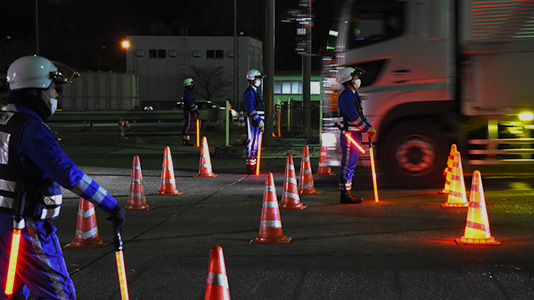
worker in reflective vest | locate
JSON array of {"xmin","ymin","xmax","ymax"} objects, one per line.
[
  {"xmin": 0, "ymin": 56, "xmax": 125, "ymax": 299},
  {"xmin": 243, "ymin": 69, "xmax": 266, "ymax": 174},
  {"xmin": 337, "ymin": 67, "xmax": 376, "ymax": 204},
  {"xmin": 181, "ymin": 77, "xmax": 199, "ymax": 146}
]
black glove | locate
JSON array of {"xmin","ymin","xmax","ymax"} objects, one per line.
[{"xmin": 107, "ymin": 205, "xmax": 125, "ymax": 235}]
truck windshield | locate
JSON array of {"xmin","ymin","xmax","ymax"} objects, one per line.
[{"xmin": 347, "ymin": 1, "xmax": 405, "ymax": 49}]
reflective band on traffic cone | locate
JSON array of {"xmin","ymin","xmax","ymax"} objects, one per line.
[
  {"xmin": 196, "ymin": 137, "xmax": 218, "ymax": 178},
  {"xmin": 238, "ymin": 111, "xmax": 245, "ymax": 128},
  {"xmin": 439, "ymin": 144, "xmax": 457, "ymax": 194},
  {"xmin": 126, "ymin": 155, "xmax": 151, "ymax": 210},
  {"xmin": 250, "ymin": 172, "xmax": 292, "ymax": 244},
  {"xmin": 315, "ymin": 146, "xmax": 334, "ymax": 176},
  {"xmin": 298, "ymin": 145, "xmax": 321, "ymax": 195},
  {"xmin": 65, "ymin": 198, "xmax": 109, "ymax": 248},
  {"xmin": 456, "ymin": 171, "xmax": 500, "ymax": 245},
  {"xmin": 157, "ymin": 146, "xmax": 183, "ymax": 195},
  {"xmin": 117, "ymin": 117, "xmax": 127, "ymax": 140},
  {"xmin": 441, "ymin": 151, "xmax": 468, "ymax": 208},
  {"xmin": 280, "ymin": 154, "xmax": 307, "ymax": 209},
  {"xmin": 205, "ymin": 245, "xmax": 230, "ymax": 300}
]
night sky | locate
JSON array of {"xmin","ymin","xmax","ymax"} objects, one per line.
[{"xmin": 1, "ymin": 0, "xmax": 344, "ymax": 74}]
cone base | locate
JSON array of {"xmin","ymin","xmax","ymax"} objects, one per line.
[
  {"xmin": 315, "ymin": 169, "xmax": 334, "ymax": 176},
  {"xmin": 195, "ymin": 173, "xmax": 218, "ymax": 178},
  {"xmin": 441, "ymin": 202, "xmax": 469, "ymax": 208},
  {"xmin": 156, "ymin": 190, "xmax": 183, "ymax": 196},
  {"xmin": 125, "ymin": 204, "xmax": 152, "ymax": 210},
  {"xmin": 455, "ymin": 237, "xmax": 501, "ymax": 245},
  {"xmin": 280, "ymin": 203, "xmax": 308, "ymax": 210},
  {"xmin": 64, "ymin": 239, "xmax": 110, "ymax": 248},
  {"xmin": 250, "ymin": 236, "xmax": 292, "ymax": 244},
  {"xmin": 299, "ymin": 188, "xmax": 321, "ymax": 195}
]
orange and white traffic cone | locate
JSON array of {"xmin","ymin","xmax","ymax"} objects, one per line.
[
  {"xmin": 456, "ymin": 170, "xmax": 500, "ymax": 245},
  {"xmin": 238, "ymin": 111, "xmax": 245, "ymax": 128},
  {"xmin": 280, "ymin": 154, "xmax": 307, "ymax": 209},
  {"xmin": 156, "ymin": 146, "xmax": 183, "ymax": 195},
  {"xmin": 441, "ymin": 151, "xmax": 468, "ymax": 208},
  {"xmin": 205, "ymin": 245, "xmax": 231, "ymax": 300},
  {"xmin": 298, "ymin": 145, "xmax": 321, "ymax": 195},
  {"xmin": 439, "ymin": 144, "xmax": 457, "ymax": 194},
  {"xmin": 315, "ymin": 146, "xmax": 334, "ymax": 176},
  {"xmin": 250, "ymin": 172, "xmax": 292, "ymax": 244},
  {"xmin": 64, "ymin": 198, "xmax": 109, "ymax": 248},
  {"xmin": 117, "ymin": 117, "xmax": 127, "ymax": 140},
  {"xmin": 126, "ymin": 155, "xmax": 151, "ymax": 210},
  {"xmin": 196, "ymin": 136, "xmax": 218, "ymax": 178}
]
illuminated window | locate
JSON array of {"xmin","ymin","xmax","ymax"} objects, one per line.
[
  {"xmin": 149, "ymin": 49, "xmax": 166, "ymax": 58},
  {"xmin": 311, "ymin": 81, "xmax": 320, "ymax": 95},
  {"xmin": 291, "ymin": 81, "xmax": 301, "ymax": 94},
  {"xmin": 282, "ymin": 82, "xmax": 291, "ymax": 94},
  {"xmin": 274, "ymin": 81, "xmax": 282, "ymax": 94}
]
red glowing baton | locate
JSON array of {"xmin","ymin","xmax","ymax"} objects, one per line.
[
  {"xmin": 196, "ymin": 118, "xmax": 200, "ymax": 147},
  {"xmin": 5, "ymin": 192, "xmax": 26, "ymax": 296},
  {"xmin": 114, "ymin": 232, "xmax": 130, "ymax": 300},
  {"xmin": 335, "ymin": 123, "xmax": 365, "ymax": 154},
  {"xmin": 256, "ymin": 132, "xmax": 263, "ymax": 175},
  {"xmin": 368, "ymin": 135, "xmax": 379, "ymax": 202}
]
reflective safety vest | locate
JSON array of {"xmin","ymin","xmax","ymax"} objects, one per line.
[{"xmin": 0, "ymin": 112, "xmax": 62, "ymax": 219}]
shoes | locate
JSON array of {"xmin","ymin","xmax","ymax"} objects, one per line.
[
  {"xmin": 182, "ymin": 139, "xmax": 194, "ymax": 146},
  {"xmin": 340, "ymin": 191, "xmax": 363, "ymax": 204}
]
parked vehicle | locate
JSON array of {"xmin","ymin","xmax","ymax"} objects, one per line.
[{"xmin": 321, "ymin": 0, "xmax": 534, "ymax": 187}]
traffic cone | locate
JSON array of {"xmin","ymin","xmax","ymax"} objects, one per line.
[
  {"xmin": 298, "ymin": 145, "xmax": 321, "ymax": 195},
  {"xmin": 315, "ymin": 146, "xmax": 334, "ymax": 176},
  {"xmin": 205, "ymin": 245, "xmax": 230, "ymax": 300},
  {"xmin": 441, "ymin": 151, "xmax": 468, "ymax": 208},
  {"xmin": 117, "ymin": 117, "xmax": 127, "ymax": 140},
  {"xmin": 126, "ymin": 155, "xmax": 151, "ymax": 210},
  {"xmin": 456, "ymin": 171, "xmax": 500, "ymax": 245},
  {"xmin": 156, "ymin": 146, "xmax": 183, "ymax": 195},
  {"xmin": 123, "ymin": 120, "xmax": 130, "ymax": 128},
  {"xmin": 439, "ymin": 144, "xmax": 457, "ymax": 194},
  {"xmin": 64, "ymin": 198, "xmax": 109, "ymax": 248},
  {"xmin": 280, "ymin": 154, "xmax": 307, "ymax": 209},
  {"xmin": 196, "ymin": 137, "xmax": 218, "ymax": 178},
  {"xmin": 238, "ymin": 111, "xmax": 245, "ymax": 127},
  {"xmin": 250, "ymin": 172, "xmax": 292, "ymax": 244}
]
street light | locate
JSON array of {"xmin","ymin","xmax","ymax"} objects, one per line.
[{"xmin": 121, "ymin": 40, "xmax": 130, "ymax": 50}]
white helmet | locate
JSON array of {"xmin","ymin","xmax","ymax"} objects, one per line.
[
  {"xmin": 6, "ymin": 55, "xmax": 78, "ymax": 91},
  {"xmin": 246, "ymin": 69, "xmax": 265, "ymax": 81},
  {"xmin": 183, "ymin": 78, "xmax": 194, "ymax": 87},
  {"xmin": 337, "ymin": 67, "xmax": 365, "ymax": 85}
]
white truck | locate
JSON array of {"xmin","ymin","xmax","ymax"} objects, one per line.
[{"xmin": 321, "ymin": 0, "xmax": 534, "ymax": 187}]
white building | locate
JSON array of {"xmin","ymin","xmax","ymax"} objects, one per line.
[{"xmin": 124, "ymin": 35, "xmax": 263, "ymax": 109}]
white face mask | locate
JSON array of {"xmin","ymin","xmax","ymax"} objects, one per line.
[
  {"xmin": 353, "ymin": 78, "xmax": 361, "ymax": 89},
  {"xmin": 41, "ymin": 88, "xmax": 59, "ymax": 115},
  {"xmin": 253, "ymin": 79, "xmax": 262, "ymax": 88},
  {"xmin": 49, "ymin": 98, "xmax": 58, "ymax": 115}
]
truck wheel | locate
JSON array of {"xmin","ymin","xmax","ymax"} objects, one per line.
[{"xmin": 380, "ymin": 121, "xmax": 449, "ymax": 188}]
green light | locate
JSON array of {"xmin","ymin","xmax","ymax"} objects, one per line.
[
  {"xmin": 518, "ymin": 112, "xmax": 534, "ymax": 121},
  {"xmin": 329, "ymin": 30, "xmax": 338, "ymax": 37}
]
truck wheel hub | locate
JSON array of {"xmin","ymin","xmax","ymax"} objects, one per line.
[{"xmin": 395, "ymin": 139, "xmax": 435, "ymax": 174}]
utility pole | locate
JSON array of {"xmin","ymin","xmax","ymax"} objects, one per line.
[
  {"xmin": 263, "ymin": 0, "xmax": 275, "ymax": 146},
  {"xmin": 302, "ymin": 0, "xmax": 313, "ymax": 130}
]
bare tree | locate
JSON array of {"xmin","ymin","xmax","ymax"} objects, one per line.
[{"xmin": 188, "ymin": 65, "xmax": 231, "ymax": 101}]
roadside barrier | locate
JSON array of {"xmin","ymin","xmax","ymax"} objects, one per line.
[
  {"xmin": 280, "ymin": 154, "xmax": 307, "ymax": 209},
  {"xmin": 205, "ymin": 245, "xmax": 231, "ymax": 300},
  {"xmin": 65, "ymin": 198, "xmax": 108, "ymax": 248},
  {"xmin": 250, "ymin": 172, "xmax": 292, "ymax": 244},
  {"xmin": 298, "ymin": 145, "xmax": 320, "ymax": 195},
  {"xmin": 126, "ymin": 155, "xmax": 151, "ymax": 210},
  {"xmin": 156, "ymin": 146, "xmax": 183, "ymax": 195},
  {"xmin": 456, "ymin": 171, "xmax": 500, "ymax": 245},
  {"xmin": 441, "ymin": 151, "xmax": 468, "ymax": 208},
  {"xmin": 196, "ymin": 137, "xmax": 218, "ymax": 178}
]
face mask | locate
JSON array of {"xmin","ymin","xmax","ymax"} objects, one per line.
[
  {"xmin": 353, "ymin": 78, "xmax": 361, "ymax": 89},
  {"xmin": 253, "ymin": 79, "xmax": 262, "ymax": 88},
  {"xmin": 41, "ymin": 89, "xmax": 58, "ymax": 115},
  {"xmin": 49, "ymin": 98, "xmax": 58, "ymax": 115}
]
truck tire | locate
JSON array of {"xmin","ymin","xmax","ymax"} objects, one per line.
[{"xmin": 379, "ymin": 121, "xmax": 449, "ymax": 188}]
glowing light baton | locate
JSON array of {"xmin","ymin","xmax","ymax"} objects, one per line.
[
  {"xmin": 5, "ymin": 192, "xmax": 26, "ymax": 295},
  {"xmin": 334, "ymin": 123, "xmax": 365, "ymax": 154},
  {"xmin": 256, "ymin": 132, "xmax": 263, "ymax": 175},
  {"xmin": 368, "ymin": 135, "xmax": 379, "ymax": 202},
  {"xmin": 196, "ymin": 118, "xmax": 200, "ymax": 147},
  {"xmin": 114, "ymin": 232, "xmax": 129, "ymax": 300}
]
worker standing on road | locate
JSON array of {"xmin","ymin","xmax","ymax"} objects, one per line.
[
  {"xmin": 0, "ymin": 56, "xmax": 125, "ymax": 299},
  {"xmin": 337, "ymin": 67, "xmax": 377, "ymax": 204},
  {"xmin": 243, "ymin": 69, "xmax": 266, "ymax": 174},
  {"xmin": 181, "ymin": 77, "xmax": 199, "ymax": 146}
]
